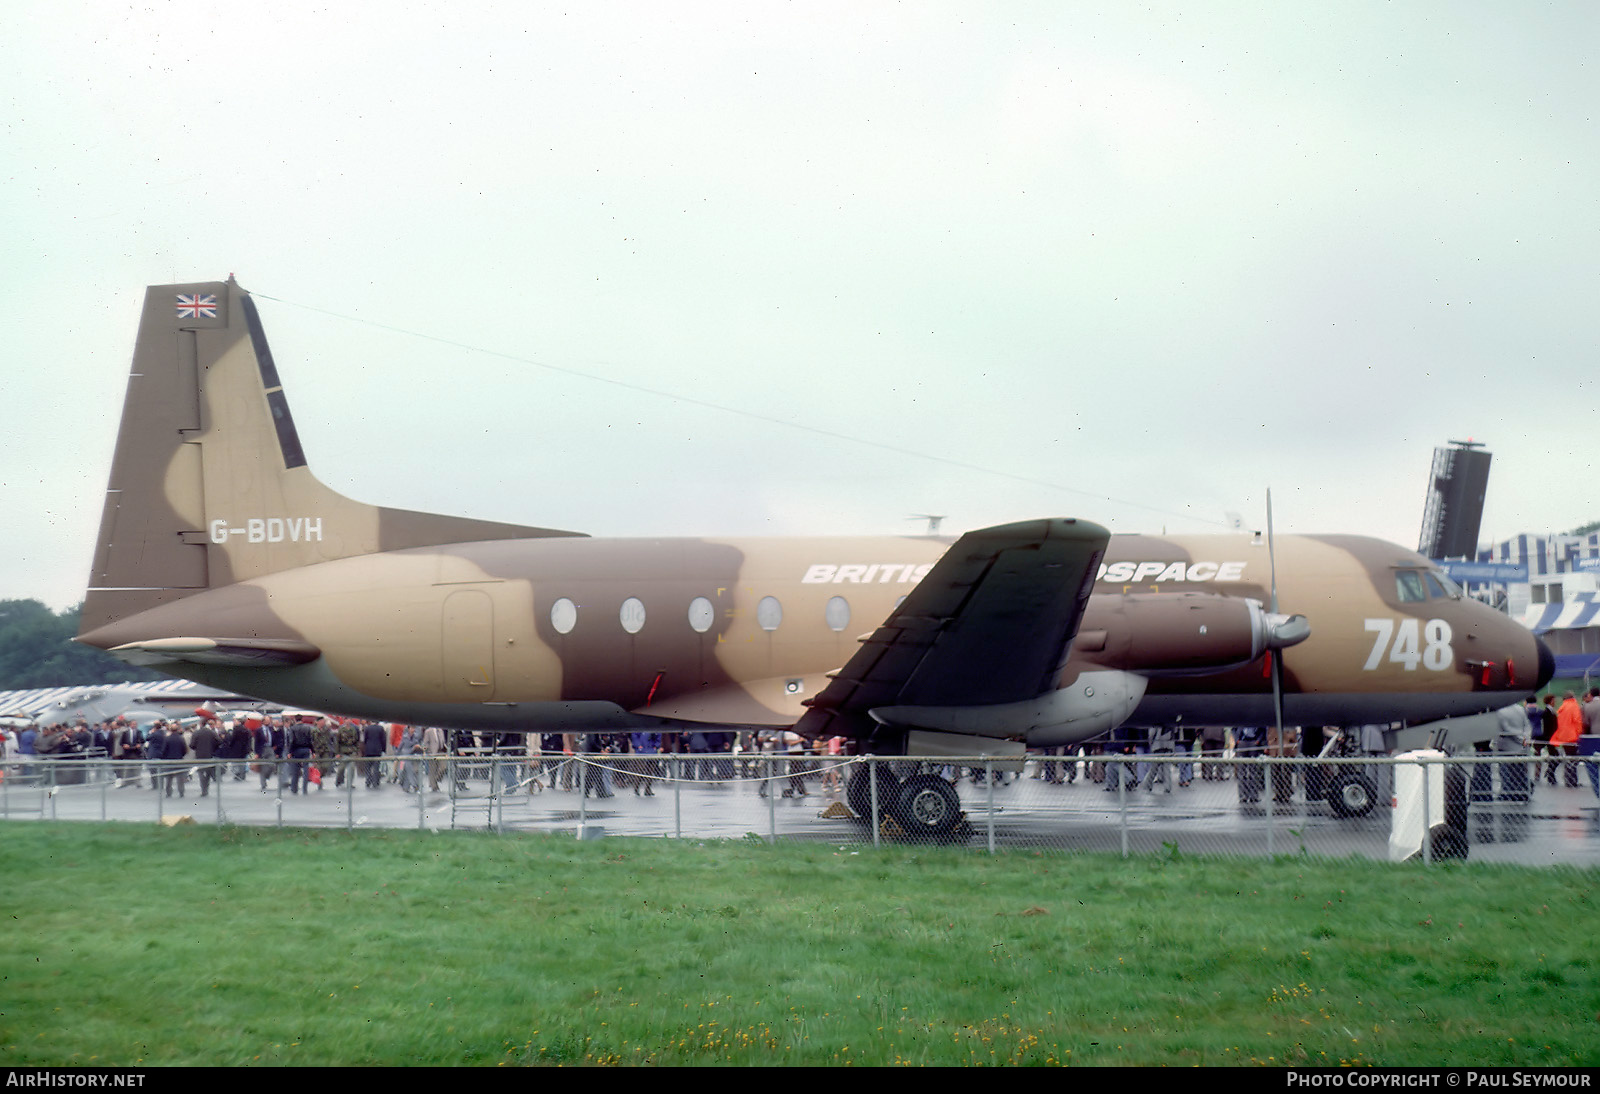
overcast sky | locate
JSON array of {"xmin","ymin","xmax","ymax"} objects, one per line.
[{"xmin": 3, "ymin": 2, "xmax": 1596, "ymax": 611}]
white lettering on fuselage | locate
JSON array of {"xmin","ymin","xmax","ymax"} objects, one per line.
[
  {"xmin": 208, "ymin": 518, "xmax": 324, "ymax": 545},
  {"xmin": 802, "ymin": 560, "xmax": 1246, "ymax": 585},
  {"xmin": 802, "ymin": 564, "xmax": 934, "ymax": 584},
  {"xmin": 1363, "ymin": 618, "xmax": 1453, "ymax": 671},
  {"xmin": 1096, "ymin": 560, "xmax": 1247, "ymax": 584}
]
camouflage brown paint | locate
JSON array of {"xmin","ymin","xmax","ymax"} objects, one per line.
[{"xmin": 77, "ymin": 279, "xmax": 1554, "ymax": 741}]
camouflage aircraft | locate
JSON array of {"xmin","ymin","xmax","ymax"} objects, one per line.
[{"xmin": 78, "ymin": 279, "xmax": 1553, "ymax": 831}]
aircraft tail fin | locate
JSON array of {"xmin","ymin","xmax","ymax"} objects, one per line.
[{"xmin": 82, "ymin": 278, "xmax": 583, "ymax": 634}]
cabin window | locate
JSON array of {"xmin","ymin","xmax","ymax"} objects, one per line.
[
  {"xmin": 825, "ymin": 595, "xmax": 850, "ymax": 632},
  {"xmin": 757, "ymin": 595, "xmax": 783, "ymax": 632},
  {"xmin": 550, "ymin": 597, "xmax": 578, "ymax": 635},
  {"xmin": 1395, "ymin": 571, "xmax": 1427, "ymax": 603},
  {"xmin": 687, "ymin": 596, "xmax": 714, "ymax": 633},
  {"xmin": 620, "ymin": 597, "xmax": 646, "ymax": 634}
]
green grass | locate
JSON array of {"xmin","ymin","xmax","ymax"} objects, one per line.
[{"xmin": 1, "ymin": 823, "xmax": 1596, "ymax": 1066}]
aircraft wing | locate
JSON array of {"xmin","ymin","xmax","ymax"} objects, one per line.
[
  {"xmin": 106, "ymin": 637, "xmax": 322, "ymax": 668},
  {"xmin": 794, "ymin": 518, "xmax": 1108, "ymax": 741}
]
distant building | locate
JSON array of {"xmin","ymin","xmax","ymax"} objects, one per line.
[{"xmin": 1484, "ymin": 531, "xmax": 1600, "ymax": 681}]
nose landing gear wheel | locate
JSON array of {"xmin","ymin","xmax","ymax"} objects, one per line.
[{"xmin": 1328, "ymin": 772, "xmax": 1377, "ymax": 818}]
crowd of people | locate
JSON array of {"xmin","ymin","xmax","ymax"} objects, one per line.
[
  {"xmin": 1014, "ymin": 724, "xmax": 1375, "ymax": 805},
  {"xmin": 1, "ymin": 690, "xmax": 1598, "ymax": 804},
  {"xmin": 1522, "ymin": 689, "xmax": 1600, "ymax": 789},
  {"xmin": 0, "ymin": 715, "xmax": 846, "ymax": 799}
]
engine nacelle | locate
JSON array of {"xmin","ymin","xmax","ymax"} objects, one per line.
[
  {"xmin": 870, "ymin": 668, "xmax": 1148, "ymax": 747},
  {"xmin": 1075, "ymin": 593, "xmax": 1307, "ymax": 676}
]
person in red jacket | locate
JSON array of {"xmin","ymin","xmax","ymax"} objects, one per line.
[{"xmin": 1552, "ymin": 692, "xmax": 1584, "ymax": 788}]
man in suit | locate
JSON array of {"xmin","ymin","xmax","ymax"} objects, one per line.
[
  {"xmin": 146, "ymin": 721, "xmax": 168, "ymax": 792},
  {"xmin": 161, "ymin": 722, "xmax": 189, "ymax": 797},
  {"xmin": 223, "ymin": 718, "xmax": 252, "ymax": 782},
  {"xmin": 361, "ymin": 721, "xmax": 388, "ymax": 789},
  {"xmin": 254, "ymin": 717, "xmax": 285, "ymax": 792},
  {"xmin": 190, "ymin": 716, "xmax": 220, "ymax": 796}
]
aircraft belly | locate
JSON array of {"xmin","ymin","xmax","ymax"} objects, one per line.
[
  {"xmin": 638, "ymin": 684, "xmax": 799, "ymax": 727},
  {"xmin": 157, "ymin": 659, "xmax": 650, "ymax": 732},
  {"xmin": 1129, "ymin": 689, "xmax": 1523, "ymax": 728}
]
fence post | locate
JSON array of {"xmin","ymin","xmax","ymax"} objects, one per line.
[
  {"xmin": 492, "ymin": 753, "xmax": 502, "ymax": 834},
  {"xmin": 985, "ymin": 759, "xmax": 995, "ymax": 854},
  {"xmin": 1265, "ymin": 762, "xmax": 1274, "ymax": 857},
  {"xmin": 1117, "ymin": 756, "xmax": 1129, "ymax": 858},
  {"xmin": 672, "ymin": 753, "xmax": 682, "ymax": 838},
  {"xmin": 578, "ymin": 754, "xmax": 588, "ymax": 836},
  {"xmin": 767, "ymin": 754, "xmax": 776, "ymax": 843},
  {"xmin": 1421, "ymin": 756, "xmax": 1432, "ymax": 867},
  {"xmin": 448, "ymin": 753, "xmax": 457, "ymax": 830},
  {"xmin": 870, "ymin": 757, "xmax": 881, "ymax": 850}
]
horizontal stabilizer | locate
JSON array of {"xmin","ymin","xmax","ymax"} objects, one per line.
[{"xmin": 108, "ymin": 636, "xmax": 322, "ymax": 668}]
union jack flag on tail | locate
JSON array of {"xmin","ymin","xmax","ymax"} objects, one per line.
[{"xmin": 175, "ymin": 293, "xmax": 218, "ymax": 319}]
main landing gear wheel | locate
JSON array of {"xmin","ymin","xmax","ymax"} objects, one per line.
[
  {"xmin": 1327, "ymin": 772, "xmax": 1377, "ymax": 818},
  {"xmin": 894, "ymin": 773, "xmax": 963, "ymax": 837},
  {"xmin": 847, "ymin": 767, "xmax": 900, "ymax": 822}
]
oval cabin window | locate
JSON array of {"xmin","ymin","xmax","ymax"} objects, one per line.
[
  {"xmin": 825, "ymin": 595, "xmax": 850, "ymax": 632},
  {"xmin": 550, "ymin": 597, "xmax": 578, "ymax": 635},
  {"xmin": 620, "ymin": 597, "xmax": 646, "ymax": 634},
  {"xmin": 687, "ymin": 596, "xmax": 714, "ymax": 633},
  {"xmin": 756, "ymin": 595, "xmax": 783, "ymax": 632}
]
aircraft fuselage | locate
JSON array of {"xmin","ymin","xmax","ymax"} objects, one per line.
[{"xmin": 81, "ymin": 529, "xmax": 1548, "ymax": 739}]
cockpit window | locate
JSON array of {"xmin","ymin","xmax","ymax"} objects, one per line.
[
  {"xmin": 1429, "ymin": 570, "xmax": 1462, "ymax": 598},
  {"xmin": 1395, "ymin": 570, "xmax": 1428, "ymax": 603}
]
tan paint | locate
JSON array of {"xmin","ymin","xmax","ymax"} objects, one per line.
[
  {"xmin": 196, "ymin": 333, "xmax": 384, "ymax": 581},
  {"xmin": 159, "ymin": 441, "xmax": 206, "ymax": 538},
  {"xmin": 239, "ymin": 551, "xmax": 563, "ymax": 705},
  {"xmin": 78, "ymin": 277, "xmax": 1553, "ymax": 740}
]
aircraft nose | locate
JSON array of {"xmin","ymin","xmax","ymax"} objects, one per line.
[{"xmin": 1535, "ymin": 635, "xmax": 1555, "ymax": 690}]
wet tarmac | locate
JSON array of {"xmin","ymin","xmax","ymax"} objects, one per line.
[{"xmin": 4, "ymin": 755, "xmax": 1597, "ymax": 867}]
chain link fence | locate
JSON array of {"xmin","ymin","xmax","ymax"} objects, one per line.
[{"xmin": 2, "ymin": 750, "xmax": 1597, "ymax": 867}]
